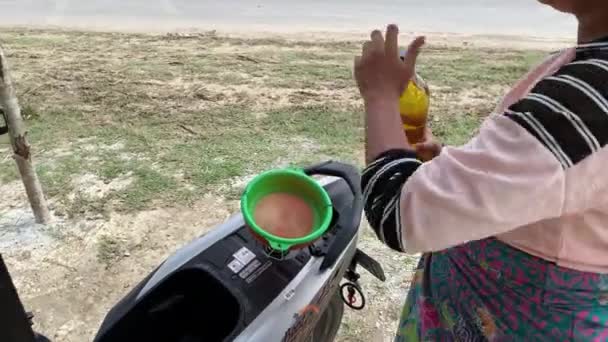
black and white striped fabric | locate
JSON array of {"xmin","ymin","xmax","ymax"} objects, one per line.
[
  {"xmin": 361, "ymin": 39, "xmax": 608, "ymax": 253},
  {"xmin": 505, "ymin": 43, "xmax": 608, "ymax": 169},
  {"xmin": 361, "ymin": 149, "xmax": 421, "ymax": 252}
]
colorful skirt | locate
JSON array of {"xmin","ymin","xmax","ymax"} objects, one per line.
[{"xmin": 396, "ymin": 238, "xmax": 608, "ymax": 341}]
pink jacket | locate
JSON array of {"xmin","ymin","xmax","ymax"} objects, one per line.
[{"xmin": 399, "ymin": 45, "xmax": 608, "ymax": 273}]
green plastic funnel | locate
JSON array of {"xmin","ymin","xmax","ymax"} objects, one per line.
[{"xmin": 241, "ymin": 168, "xmax": 333, "ymax": 252}]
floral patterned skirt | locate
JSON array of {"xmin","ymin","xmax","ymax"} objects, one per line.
[{"xmin": 395, "ymin": 238, "xmax": 608, "ymax": 341}]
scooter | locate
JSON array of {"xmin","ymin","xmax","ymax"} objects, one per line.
[{"xmin": 1, "ymin": 161, "xmax": 386, "ymax": 342}]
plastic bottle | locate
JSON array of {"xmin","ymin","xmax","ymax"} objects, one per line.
[{"xmin": 399, "ymin": 50, "xmax": 430, "ymax": 145}]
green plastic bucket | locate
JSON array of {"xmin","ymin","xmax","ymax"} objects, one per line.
[{"xmin": 241, "ymin": 168, "xmax": 333, "ymax": 253}]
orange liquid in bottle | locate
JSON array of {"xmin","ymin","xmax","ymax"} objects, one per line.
[
  {"xmin": 399, "ymin": 77, "xmax": 430, "ymax": 145},
  {"xmin": 399, "ymin": 50, "xmax": 430, "ymax": 145}
]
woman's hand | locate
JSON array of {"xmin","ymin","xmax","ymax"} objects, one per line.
[
  {"xmin": 415, "ymin": 127, "xmax": 442, "ymax": 162},
  {"xmin": 354, "ymin": 24, "xmax": 425, "ymax": 104}
]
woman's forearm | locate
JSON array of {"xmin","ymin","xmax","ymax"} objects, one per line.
[
  {"xmin": 364, "ymin": 98, "xmax": 413, "ymax": 164},
  {"xmin": 362, "ymin": 98, "xmax": 422, "ymax": 252}
]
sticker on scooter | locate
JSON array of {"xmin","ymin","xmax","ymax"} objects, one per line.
[
  {"xmin": 245, "ymin": 260, "xmax": 272, "ymax": 284},
  {"xmin": 227, "ymin": 259, "xmax": 245, "ymax": 273},
  {"xmin": 233, "ymin": 247, "xmax": 256, "ymax": 265},
  {"xmin": 239, "ymin": 259, "xmax": 262, "ymax": 279},
  {"xmin": 284, "ymin": 288, "xmax": 296, "ymax": 301}
]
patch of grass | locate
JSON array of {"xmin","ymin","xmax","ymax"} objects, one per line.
[
  {"xmin": 36, "ymin": 155, "xmax": 82, "ymax": 198},
  {"xmin": 225, "ymin": 184, "xmax": 246, "ymax": 201},
  {"xmin": 97, "ymin": 158, "xmax": 129, "ymax": 181},
  {"xmin": 20, "ymin": 103, "xmax": 41, "ymax": 120},
  {"xmin": 263, "ymin": 105, "xmax": 360, "ymax": 143},
  {"xmin": 164, "ymin": 135, "xmax": 275, "ymax": 188},
  {"xmin": 420, "ymin": 48, "xmax": 545, "ymax": 88},
  {"xmin": 115, "ymin": 166, "xmax": 177, "ymax": 210},
  {"xmin": 432, "ymin": 113, "xmax": 484, "ymax": 146},
  {"xmin": 97, "ymin": 235, "xmax": 123, "ymax": 268},
  {"xmin": 1, "ymin": 32, "xmax": 71, "ymax": 48},
  {"xmin": 0, "ymin": 162, "xmax": 19, "ymax": 183},
  {"xmin": 263, "ymin": 62, "xmax": 353, "ymax": 90},
  {"xmin": 65, "ymin": 193, "xmax": 110, "ymax": 219},
  {"xmin": 27, "ymin": 111, "xmax": 97, "ymax": 150}
]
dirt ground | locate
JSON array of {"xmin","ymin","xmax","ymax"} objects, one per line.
[{"xmin": 0, "ymin": 28, "xmax": 564, "ymax": 341}]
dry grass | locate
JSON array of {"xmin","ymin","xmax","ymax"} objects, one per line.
[{"xmin": 0, "ymin": 28, "xmax": 546, "ymax": 341}]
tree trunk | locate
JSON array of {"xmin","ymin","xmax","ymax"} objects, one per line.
[{"xmin": 0, "ymin": 46, "xmax": 51, "ymax": 224}]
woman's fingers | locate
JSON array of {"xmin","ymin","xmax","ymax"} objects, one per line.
[
  {"xmin": 369, "ymin": 30, "xmax": 384, "ymax": 55},
  {"xmin": 354, "ymin": 55, "xmax": 362, "ymax": 69},
  {"xmin": 415, "ymin": 141, "xmax": 442, "ymax": 161},
  {"xmin": 416, "ymin": 142, "xmax": 439, "ymax": 152},
  {"xmin": 403, "ymin": 36, "xmax": 426, "ymax": 69},
  {"xmin": 361, "ymin": 32, "xmax": 383, "ymax": 61},
  {"xmin": 370, "ymin": 29, "xmax": 384, "ymax": 44},
  {"xmin": 355, "ymin": 25, "xmax": 426, "ymax": 101},
  {"xmin": 385, "ymin": 24, "xmax": 399, "ymax": 58},
  {"xmin": 362, "ymin": 41, "xmax": 373, "ymax": 57}
]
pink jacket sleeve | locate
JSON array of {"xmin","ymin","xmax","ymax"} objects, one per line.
[{"xmin": 400, "ymin": 114, "xmax": 566, "ymax": 253}]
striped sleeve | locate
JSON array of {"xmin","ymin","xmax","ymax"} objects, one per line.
[
  {"xmin": 361, "ymin": 149, "xmax": 421, "ymax": 252},
  {"xmin": 504, "ymin": 55, "xmax": 608, "ymax": 168}
]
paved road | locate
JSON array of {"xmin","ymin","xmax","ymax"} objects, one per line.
[{"xmin": 0, "ymin": 0, "xmax": 576, "ymax": 37}]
